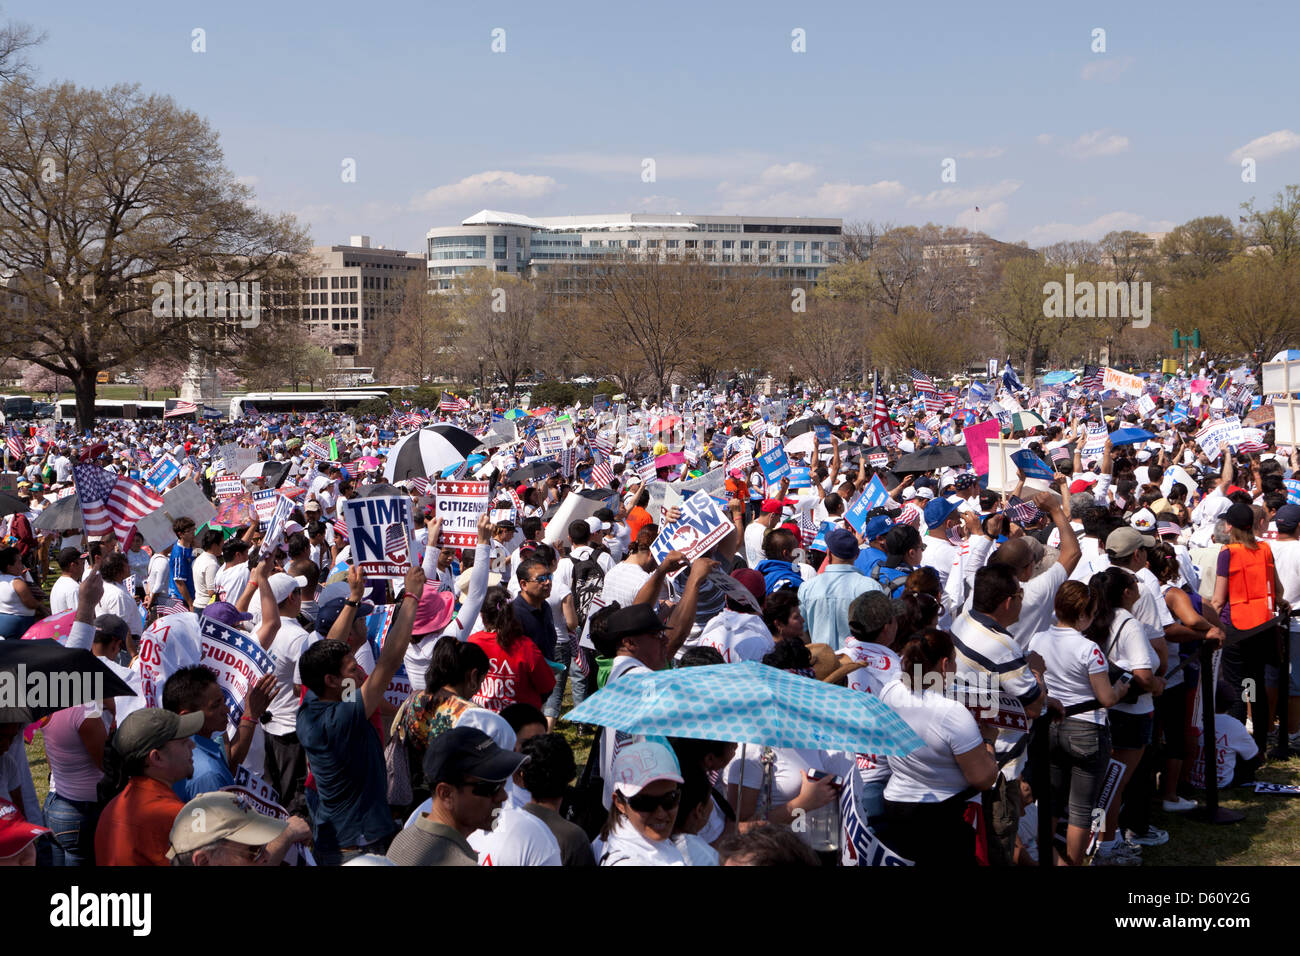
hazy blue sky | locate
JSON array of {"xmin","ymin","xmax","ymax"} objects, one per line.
[{"xmin": 12, "ymin": 0, "xmax": 1300, "ymax": 250}]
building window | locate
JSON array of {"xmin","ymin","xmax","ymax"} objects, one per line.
[
  {"xmin": 722, "ymin": 240, "xmax": 734, "ymax": 248},
  {"xmin": 685, "ymin": 240, "xmax": 697, "ymax": 249},
  {"xmin": 704, "ymin": 240, "xmax": 715, "ymax": 248},
  {"xmin": 349, "ymin": 276, "xmax": 357, "ymax": 288},
  {"xmin": 666, "ymin": 240, "xmax": 678, "ymax": 248},
  {"xmin": 331, "ymin": 276, "xmax": 339, "ymax": 289},
  {"xmin": 646, "ymin": 240, "xmax": 659, "ymax": 248},
  {"xmin": 627, "ymin": 240, "xmax": 640, "ymax": 248}
]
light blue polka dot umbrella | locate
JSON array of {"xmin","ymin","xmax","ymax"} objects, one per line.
[{"xmin": 564, "ymin": 661, "xmax": 924, "ymax": 755}]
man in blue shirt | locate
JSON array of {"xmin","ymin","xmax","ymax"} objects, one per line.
[
  {"xmin": 853, "ymin": 513, "xmax": 894, "ymax": 578},
  {"xmin": 168, "ymin": 517, "xmax": 196, "ymax": 609},
  {"xmin": 296, "ymin": 564, "xmax": 424, "ymax": 865},
  {"xmin": 797, "ymin": 528, "xmax": 881, "ymax": 651}
]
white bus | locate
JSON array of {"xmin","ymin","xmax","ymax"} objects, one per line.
[
  {"xmin": 54, "ymin": 399, "xmax": 168, "ymax": 421},
  {"xmin": 229, "ymin": 390, "xmax": 390, "ymax": 419}
]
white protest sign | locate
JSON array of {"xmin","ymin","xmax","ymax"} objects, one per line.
[
  {"xmin": 1103, "ymin": 367, "xmax": 1144, "ymax": 396},
  {"xmin": 433, "ymin": 480, "xmax": 490, "ymax": 548},
  {"xmin": 163, "ymin": 479, "xmax": 217, "ymax": 528},
  {"xmin": 137, "ymin": 613, "xmax": 203, "ymax": 710},
  {"xmin": 1195, "ymin": 417, "xmax": 1242, "ymax": 459},
  {"xmin": 646, "ymin": 480, "xmax": 683, "ymax": 523},
  {"xmin": 1135, "ymin": 394, "xmax": 1156, "ymax": 417},
  {"xmin": 1081, "ymin": 423, "xmax": 1108, "ymax": 462},
  {"xmin": 252, "ymin": 488, "xmax": 279, "ymax": 530},
  {"xmin": 650, "ymin": 493, "xmax": 733, "ymax": 563},
  {"xmin": 536, "ymin": 426, "xmax": 565, "ymax": 456},
  {"xmin": 134, "ymin": 509, "xmax": 178, "ymax": 553},
  {"xmin": 675, "ymin": 467, "xmax": 726, "ymax": 501},
  {"xmin": 1160, "ymin": 464, "xmax": 1197, "ymax": 501},
  {"xmin": 198, "ymin": 615, "xmax": 274, "ymax": 736},
  {"xmin": 343, "ymin": 494, "xmax": 416, "ymax": 579},
  {"xmin": 214, "ymin": 473, "xmax": 243, "ymax": 499}
]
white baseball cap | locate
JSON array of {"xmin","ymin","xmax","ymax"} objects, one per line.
[
  {"xmin": 611, "ymin": 741, "xmax": 684, "ymax": 798},
  {"xmin": 268, "ymin": 572, "xmax": 308, "ymax": 604}
]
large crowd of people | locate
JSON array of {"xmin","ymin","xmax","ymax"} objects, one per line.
[{"xmin": 0, "ymin": 354, "xmax": 1295, "ymax": 868}]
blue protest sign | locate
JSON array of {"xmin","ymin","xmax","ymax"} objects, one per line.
[
  {"xmin": 845, "ymin": 475, "xmax": 890, "ymax": 534},
  {"xmin": 788, "ymin": 465, "xmax": 812, "ymax": 489},
  {"xmin": 143, "ymin": 453, "xmax": 182, "ymax": 492},
  {"xmin": 1009, "ymin": 450, "xmax": 1055, "ymax": 480},
  {"xmin": 757, "ymin": 446, "xmax": 791, "ymax": 486},
  {"xmin": 1285, "ymin": 479, "xmax": 1300, "ymax": 506},
  {"xmin": 815, "ymin": 424, "xmax": 832, "ymax": 443}
]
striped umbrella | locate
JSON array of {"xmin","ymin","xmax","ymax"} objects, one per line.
[{"xmin": 382, "ymin": 424, "xmax": 481, "ymax": 483}]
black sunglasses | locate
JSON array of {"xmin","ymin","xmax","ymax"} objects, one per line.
[
  {"xmin": 625, "ymin": 788, "xmax": 681, "ymax": 814},
  {"xmin": 459, "ymin": 778, "xmax": 505, "ymax": 798}
]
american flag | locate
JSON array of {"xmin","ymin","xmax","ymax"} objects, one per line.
[
  {"xmin": 1081, "ymin": 365, "xmax": 1105, "ymax": 392},
  {"xmin": 591, "ymin": 451, "xmax": 613, "ymax": 488},
  {"xmin": 636, "ymin": 456, "xmax": 658, "ymax": 484},
  {"xmin": 164, "ymin": 400, "xmax": 198, "ymax": 419},
  {"xmin": 244, "ymin": 403, "xmax": 260, "ymax": 419},
  {"xmin": 522, "ymin": 433, "xmax": 541, "ymax": 456},
  {"xmin": 398, "ymin": 413, "xmax": 424, "ymax": 429},
  {"xmin": 5, "ymin": 428, "xmax": 23, "ymax": 463},
  {"xmin": 871, "ymin": 372, "xmax": 892, "ymax": 443},
  {"xmin": 409, "ymin": 476, "xmax": 430, "ymax": 496},
  {"xmin": 303, "ymin": 439, "xmax": 330, "ymax": 460},
  {"xmin": 1004, "ymin": 495, "xmax": 1041, "ymax": 527},
  {"xmin": 910, "ymin": 370, "xmax": 937, "ymax": 396},
  {"xmin": 25, "ymin": 435, "xmax": 42, "ymax": 456},
  {"xmin": 593, "ymin": 433, "xmax": 615, "ymax": 456},
  {"xmin": 1048, "ymin": 444, "xmax": 1072, "ymax": 465},
  {"xmin": 938, "ymin": 391, "xmax": 958, "ymax": 408},
  {"xmin": 384, "ymin": 523, "xmax": 410, "ymax": 566},
  {"xmin": 923, "ymin": 395, "xmax": 945, "ymax": 415},
  {"xmin": 332, "ymin": 516, "xmax": 348, "ymax": 540},
  {"xmin": 153, "ymin": 595, "xmax": 187, "ymax": 617},
  {"xmin": 73, "ymin": 464, "xmax": 164, "ymax": 540},
  {"xmin": 438, "ymin": 392, "xmax": 463, "ymax": 414}
]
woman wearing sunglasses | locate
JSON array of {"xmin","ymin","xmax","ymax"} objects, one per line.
[
  {"xmin": 599, "ymin": 741, "xmax": 718, "ymax": 866},
  {"xmin": 468, "ymin": 585, "xmax": 557, "ymax": 713}
]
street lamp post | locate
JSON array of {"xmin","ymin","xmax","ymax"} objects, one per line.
[
  {"xmin": 478, "ymin": 355, "xmax": 485, "ymax": 398},
  {"xmin": 1172, "ymin": 328, "xmax": 1202, "ymax": 374}
]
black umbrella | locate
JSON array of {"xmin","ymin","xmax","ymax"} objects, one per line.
[
  {"xmin": 784, "ymin": 416, "xmax": 830, "ymax": 439},
  {"xmin": 0, "ymin": 492, "xmax": 28, "ymax": 519},
  {"xmin": 0, "ymin": 639, "xmax": 137, "ymax": 723},
  {"xmin": 33, "ymin": 494, "xmax": 81, "ymax": 532},
  {"xmin": 359, "ymin": 483, "xmax": 405, "ymax": 499},
  {"xmin": 507, "ymin": 459, "xmax": 560, "ymax": 485},
  {"xmin": 890, "ymin": 445, "xmax": 970, "ymax": 473},
  {"xmin": 383, "ymin": 424, "xmax": 481, "ymax": 483}
]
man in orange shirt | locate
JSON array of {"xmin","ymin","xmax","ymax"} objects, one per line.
[{"xmin": 95, "ymin": 709, "xmax": 201, "ymax": 866}]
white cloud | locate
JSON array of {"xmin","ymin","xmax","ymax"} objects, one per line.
[
  {"xmin": 956, "ymin": 202, "xmax": 1008, "ymax": 232},
  {"xmin": 1081, "ymin": 55, "xmax": 1134, "ymax": 82},
  {"xmin": 235, "ymin": 174, "xmax": 260, "ymax": 188},
  {"xmin": 760, "ymin": 162, "xmax": 816, "ymax": 184},
  {"xmin": 1064, "ymin": 130, "xmax": 1130, "ymax": 158},
  {"xmin": 1035, "ymin": 133, "xmax": 1054, "ymax": 146},
  {"xmin": 411, "ymin": 170, "xmax": 558, "ymax": 210},
  {"xmin": 1021, "ymin": 211, "xmax": 1175, "ymax": 246},
  {"xmin": 907, "ymin": 179, "xmax": 1021, "ymax": 211},
  {"xmin": 814, "ymin": 180, "xmax": 907, "ymax": 211},
  {"xmin": 528, "ymin": 151, "xmax": 766, "ymax": 179},
  {"xmin": 1229, "ymin": 129, "xmax": 1300, "ymax": 164},
  {"xmin": 956, "ymin": 146, "xmax": 1006, "ymax": 159}
]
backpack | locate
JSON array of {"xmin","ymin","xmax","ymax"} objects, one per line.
[
  {"xmin": 570, "ymin": 550, "xmax": 607, "ymax": 629},
  {"xmin": 870, "ymin": 563, "xmax": 912, "ymax": 599}
]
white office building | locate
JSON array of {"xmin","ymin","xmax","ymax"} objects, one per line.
[{"xmin": 425, "ymin": 210, "xmax": 844, "ymax": 290}]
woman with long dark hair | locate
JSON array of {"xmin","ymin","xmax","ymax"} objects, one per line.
[
  {"xmin": 468, "ymin": 585, "xmax": 556, "ymax": 713},
  {"xmin": 874, "ymin": 627, "xmax": 997, "ymax": 865},
  {"xmin": 1086, "ymin": 567, "xmax": 1162, "ymax": 864}
]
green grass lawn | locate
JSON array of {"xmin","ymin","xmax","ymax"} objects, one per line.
[{"xmin": 23, "ymin": 726, "xmax": 1299, "ymax": 864}]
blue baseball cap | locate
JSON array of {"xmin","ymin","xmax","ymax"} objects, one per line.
[
  {"xmin": 923, "ymin": 497, "xmax": 960, "ymax": 528},
  {"xmin": 865, "ymin": 515, "xmax": 894, "ymax": 540}
]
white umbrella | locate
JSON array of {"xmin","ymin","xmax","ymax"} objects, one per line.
[{"xmin": 382, "ymin": 424, "xmax": 482, "ymax": 483}]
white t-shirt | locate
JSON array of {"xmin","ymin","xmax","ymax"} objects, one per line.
[
  {"xmin": 467, "ymin": 806, "xmax": 562, "ymax": 866},
  {"xmin": 879, "ymin": 679, "xmax": 984, "ymax": 803},
  {"xmin": 600, "ymin": 562, "xmax": 655, "ymax": 608},
  {"xmin": 1270, "ymin": 538, "xmax": 1300, "ymax": 631},
  {"xmin": 1190, "ymin": 713, "xmax": 1258, "ymax": 788},
  {"xmin": 1009, "ymin": 562, "xmax": 1068, "ymax": 649},
  {"xmin": 96, "ymin": 581, "xmax": 143, "ymax": 636},
  {"xmin": 1102, "ymin": 610, "xmax": 1158, "ymax": 716},
  {"xmin": 146, "ymin": 552, "xmax": 170, "ymax": 597},
  {"xmin": 682, "ymin": 609, "xmax": 774, "ymax": 663},
  {"xmin": 214, "ymin": 563, "xmax": 251, "ymax": 606},
  {"xmin": 599, "ymin": 655, "xmax": 652, "ymax": 809},
  {"xmin": 263, "ymin": 617, "xmax": 314, "ymax": 735},
  {"xmin": 744, "ymin": 522, "xmax": 767, "ymax": 569},
  {"xmin": 840, "ymin": 639, "xmax": 902, "ymax": 697},
  {"xmin": 1027, "ymin": 625, "xmax": 1110, "ymax": 726},
  {"xmin": 723, "ymin": 746, "xmax": 852, "ymax": 809},
  {"xmin": 50, "ymin": 575, "xmax": 80, "ymax": 615},
  {"xmin": 192, "ymin": 551, "xmax": 221, "ymax": 609}
]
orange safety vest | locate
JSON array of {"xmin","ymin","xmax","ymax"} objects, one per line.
[{"xmin": 1225, "ymin": 541, "xmax": 1276, "ymax": 631}]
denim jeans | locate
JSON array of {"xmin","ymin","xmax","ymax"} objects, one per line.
[
  {"xmin": 0, "ymin": 612, "xmax": 33, "ymax": 639},
  {"xmin": 43, "ymin": 792, "xmax": 100, "ymax": 866},
  {"xmin": 543, "ymin": 638, "xmax": 572, "ymax": 719},
  {"xmin": 570, "ymin": 644, "xmax": 595, "ymax": 710}
]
